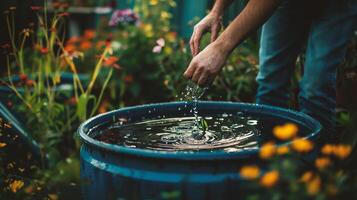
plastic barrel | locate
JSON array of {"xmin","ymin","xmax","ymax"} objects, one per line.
[{"xmin": 79, "ymin": 101, "xmax": 322, "ymax": 200}]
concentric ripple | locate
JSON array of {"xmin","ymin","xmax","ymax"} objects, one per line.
[{"xmin": 93, "ymin": 113, "xmax": 260, "ymax": 152}]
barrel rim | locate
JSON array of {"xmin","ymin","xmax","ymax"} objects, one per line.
[{"xmin": 78, "ymin": 101, "xmax": 322, "ymax": 160}]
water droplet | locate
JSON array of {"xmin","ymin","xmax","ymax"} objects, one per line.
[
  {"xmin": 247, "ymin": 120, "xmax": 258, "ymax": 126},
  {"xmin": 221, "ymin": 126, "xmax": 230, "ymax": 132}
]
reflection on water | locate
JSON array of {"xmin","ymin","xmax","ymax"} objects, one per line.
[{"xmin": 93, "ymin": 113, "xmax": 260, "ymax": 152}]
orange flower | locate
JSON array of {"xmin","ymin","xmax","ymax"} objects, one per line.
[
  {"xmin": 259, "ymin": 142, "xmax": 276, "ymax": 159},
  {"xmin": 124, "ymin": 75, "xmax": 134, "ymax": 83},
  {"xmin": 67, "ymin": 36, "xmax": 81, "ymax": 44},
  {"xmin": 9, "ymin": 180, "xmax": 24, "ymax": 193},
  {"xmin": 300, "ymin": 171, "xmax": 314, "ymax": 183},
  {"xmin": 80, "ymin": 41, "xmax": 92, "ymax": 50},
  {"xmin": 307, "ymin": 176, "xmax": 321, "ymax": 195},
  {"xmin": 273, "ymin": 123, "xmax": 298, "ymax": 140},
  {"xmin": 0, "ymin": 142, "xmax": 7, "ymax": 148},
  {"xmin": 26, "ymin": 79, "xmax": 34, "ymax": 87},
  {"xmin": 84, "ymin": 29, "xmax": 96, "ymax": 40},
  {"xmin": 239, "ymin": 165, "xmax": 260, "ymax": 180},
  {"xmin": 333, "ymin": 145, "xmax": 352, "ymax": 159},
  {"xmin": 96, "ymin": 40, "xmax": 107, "ymax": 49},
  {"xmin": 291, "ymin": 138, "xmax": 314, "ymax": 153},
  {"xmin": 104, "ymin": 56, "xmax": 120, "ymax": 69},
  {"xmin": 321, "ymin": 144, "xmax": 334, "ymax": 155},
  {"xmin": 40, "ymin": 47, "xmax": 49, "ymax": 54},
  {"xmin": 315, "ymin": 157, "xmax": 331, "ymax": 170},
  {"xmin": 64, "ymin": 44, "xmax": 76, "ymax": 53},
  {"xmin": 98, "ymin": 100, "xmax": 109, "ymax": 114},
  {"xmin": 260, "ymin": 170, "xmax": 279, "ymax": 188},
  {"xmin": 276, "ymin": 146, "xmax": 290, "ymax": 155}
]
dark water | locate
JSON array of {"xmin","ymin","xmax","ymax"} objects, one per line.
[{"xmin": 93, "ymin": 113, "xmax": 260, "ymax": 152}]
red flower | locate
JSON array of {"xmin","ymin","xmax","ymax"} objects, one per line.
[
  {"xmin": 67, "ymin": 97, "xmax": 78, "ymax": 105},
  {"xmin": 53, "ymin": 2, "xmax": 61, "ymax": 9},
  {"xmin": 30, "ymin": 6, "xmax": 42, "ymax": 11},
  {"xmin": 57, "ymin": 12, "xmax": 70, "ymax": 17},
  {"xmin": 19, "ymin": 74, "xmax": 28, "ymax": 81},
  {"xmin": 26, "ymin": 79, "xmax": 34, "ymax": 87},
  {"xmin": 61, "ymin": 3, "xmax": 69, "ymax": 9}
]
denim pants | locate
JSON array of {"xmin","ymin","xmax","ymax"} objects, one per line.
[{"xmin": 256, "ymin": 0, "xmax": 357, "ymax": 135}]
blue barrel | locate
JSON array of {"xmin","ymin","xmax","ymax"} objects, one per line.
[{"xmin": 79, "ymin": 101, "xmax": 321, "ymax": 200}]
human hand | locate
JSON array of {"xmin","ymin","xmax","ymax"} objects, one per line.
[
  {"xmin": 190, "ymin": 13, "xmax": 222, "ymax": 56},
  {"xmin": 184, "ymin": 42, "xmax": 228, "ymax": 86}
]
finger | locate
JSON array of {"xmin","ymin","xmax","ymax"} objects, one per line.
[
  {"xmin": 184, "ymin": 61, "xmax": 197, "ymax": 79},
  {"xmin": 210, "ymin": 25, "xmax": 220, "ymax": 43},
  {"xmin": 191, "ymin": 66, "xmax": 203, "ymax": 83},
  {"xmin": 197, "ymin": 73, "xmax": 208, "ymax": 87},
  {"xmin": 189, "ymin": 32, "xmax": 196, "ymax": 56},
  {"xmin": 192, "ymin": 28, "xmax": 205, "ymax": 56}
]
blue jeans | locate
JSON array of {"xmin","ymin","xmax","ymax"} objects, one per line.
[{"xmin": 256, "ymin": 0, "xmax": 357, "ymax": 136}]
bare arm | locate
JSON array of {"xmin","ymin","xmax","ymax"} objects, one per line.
[
  {"xmin": 215, "ymin": 0, "xmax": 281, "ymax": 55},
  {"xmin": 184, "ymin": 0, "xmax": 281, "ymax": 86}
]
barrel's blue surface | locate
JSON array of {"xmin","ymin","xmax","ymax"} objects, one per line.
[{"xmin": 79, "ymin": 101, "xmax": 322, "ymax": 200}]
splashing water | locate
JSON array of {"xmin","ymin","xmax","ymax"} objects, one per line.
[{"xmin": 180, "ymin": 81, "xmax": 208, "ymax": 139}]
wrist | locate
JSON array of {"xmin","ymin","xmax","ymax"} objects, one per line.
[{"xmin": 212, "ymin": 37, "xmax": 234, "ymax": 57}]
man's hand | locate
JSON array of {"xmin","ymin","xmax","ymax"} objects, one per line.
[
  {"xmin": 184, "ymin": 42, "xmax": 228, "ymax": 86},
  {"xmin": 190, "ymin": 13, "xmax": 222, "ymax": 56}
]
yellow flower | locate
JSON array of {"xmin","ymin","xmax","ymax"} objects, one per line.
[
  {"xmin": 0, "ymin": 142, "xmax": 6, "ymax": 148},
  {"xmin": 142, "ymin": 24, "xmax": 153, "ymax": 38},
  {"xmin": 315, "ymin": 157, "xmax": 331, "ymax": 170},
  {"xmin": 160, "ymin": 11, "xmax": 171, "ymax": 19},
  {"xmin": 300, "ymin": 171, "xmax": 314, "ymax": 183},
  {"xmin": 333, "ymin": 145, "xmax": 351, "ymax": 159},
  {"xmin": 9, "ymin": 180, "xmax": 24, "ymax": 193},
  {"xmin": 239, "ymin": 165, "xmax": 260, "ymax": 180},
  {"xmin": 260, "ymin": 170, "xmax": 279, "ymax": 188},
  {"xmin": 149, "ymin": 0, "xmax": 159, "ymax": 5},
  {"xmin": 321, "ymin": 144, "xmax": 334, "ymax": 155},
  {"xmin": 48, "ymin": 193, "xmax": 59, "ymax": 200},
  {"xmin": 291, "ymin": 138, "xmax": 314, "ymax": 153},
  {"xmin": 164, "ymin": 46, "xmax": 173, "ymax": 55},
  {"xmin": 273, "ymin": 123, "xmax": 298, "ymax": 140},
  {"xmin": 166, "ymin": 32, "xmax": 177, "ymax": 42},
  {"xmin": 307, "ymin": 176, "xmax": 321, "ymax": 195},
  {"xmin": 259, "ymin": 142, "xmax": 276, "ymax": 159},
  {"xmin": 276, "ymin": 146, "xmax": 290, "ymax": 155}
]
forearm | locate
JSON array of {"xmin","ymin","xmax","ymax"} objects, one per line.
[
  {"xmin": 210, "ymin": 0, "xmax": 234, "ymax": 16},
  {"xmin": 214, "ymin": 0, "xmax": 281, "ymax": 54}
]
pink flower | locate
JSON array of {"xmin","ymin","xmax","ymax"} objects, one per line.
[
  {"xmin": 152, "ymin": 38, "xmax": 165, "ymax": 53},
  {"xmin": 109, "ymin": 9, "xmax": 139, "ymax": 26}
]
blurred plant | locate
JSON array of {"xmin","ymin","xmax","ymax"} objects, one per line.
[
  {"xmin": 2, "ymin": 1, "xmax": 116, "ymax": 165},
  {"xmin": 239, "ymin": 123, "xmax": 357, "ymax": 200}
]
